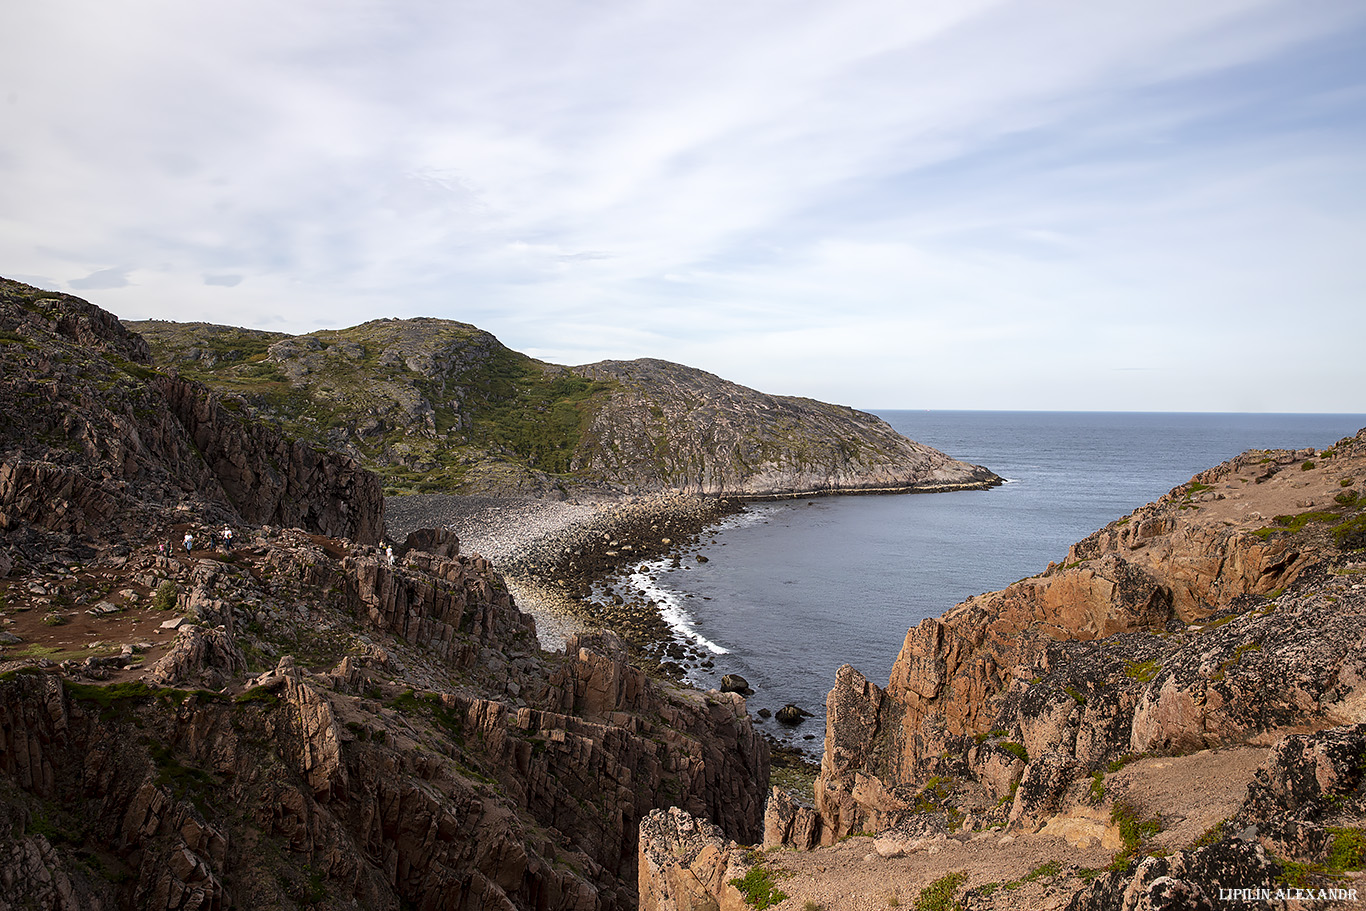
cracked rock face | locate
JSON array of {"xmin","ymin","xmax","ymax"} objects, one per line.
[
  {"xmin": 0, "ymin": 279, "xmax": 385, "ymax": 559},
  {"xmin": 1, "ymin": 278, "xmax": 771, "ymax": 910}
]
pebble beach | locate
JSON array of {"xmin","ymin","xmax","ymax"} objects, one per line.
[{"xmin": 384, "ymin": 492, "xmax": 741, "ymax": 655}]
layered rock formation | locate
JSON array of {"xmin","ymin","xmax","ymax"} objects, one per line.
[
  {"xmin": 0, "ymin": 278, "xmax": 770, "ymax": 909},
  {"xmin": 128, "ymin": 314, "xmax": 1000, "ymax": 499},
  {"xmin": 0, "ymin": 533, "xmax": 769, "ymax": 909},
  {"xmin": 0, "ymin": 278, "xmax": 383, "ymax": 553}
]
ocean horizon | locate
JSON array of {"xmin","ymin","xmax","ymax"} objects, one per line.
[{"xmin": 606, "ymin": 410, "xmax": 1366, "ymax": 755}]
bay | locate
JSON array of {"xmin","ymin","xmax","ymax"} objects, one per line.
[{"xmin": 617, "ymin": 411, "xmax": 1366, "ymax": 755}]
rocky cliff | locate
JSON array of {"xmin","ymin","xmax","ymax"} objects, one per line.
[
  {"xmin": 809, "ymin": 433, "xmax": 1366, "ymax": 843},
  {"xmin": 0, "ymin": 278, "xmax": 383, "ymax": 552},
  {"xmin": 0, "ymin": 277, "xmax": 770, "ymax": 909},
  {"xmin": 0, "ymin": 533, "xmax": 768, "ymax": 910},
  {"xmin": 128, "ymin": 315, "xmax": 1000, "ymax": 499},
  {"xmin": 642, "ymin": 431, "xmax": 1366, "ymax": 910}
]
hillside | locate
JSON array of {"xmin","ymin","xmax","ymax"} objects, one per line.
[
  {"xmin": 127, "ymin": 318, "xmax": 1000, "ymax": 499},
  {"xmin": 0, "ymin": 277, "xmax": 769, "ymax": 909}
]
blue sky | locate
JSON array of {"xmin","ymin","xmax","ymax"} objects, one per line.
[{"xmin": 3, "ymin": 1, "xmax": 1364, "ymax": 412}]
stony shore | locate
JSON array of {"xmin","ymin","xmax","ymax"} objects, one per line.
[{"xmin": 384, "ymin": 491, "xmax": 743, "ymax": 659}]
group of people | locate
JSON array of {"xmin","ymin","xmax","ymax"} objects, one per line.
[
  {"xmin": 154, "ymin": 525, "xmax": 399, "ymax": 565},
  {"xmin": 156, "ymin": 525, "xmax": 235, "ymax": 557}
]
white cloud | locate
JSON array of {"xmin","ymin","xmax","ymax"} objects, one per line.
[{"xmin": 1, "ymin": 0, "xmax": 1363, "ymax": 411}]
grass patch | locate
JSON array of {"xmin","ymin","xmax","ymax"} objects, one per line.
[
  {"xmin": 1211, "ymin": 642, "xmax": 1262, "ymax": 683},
  {"xmin": 1333, "ymin": 513, "xmax": 1366, "ymax": 551},
  {"xmin": 1326, "ymin": 827, "xmax": 1366, "ymax": 873},
  {"xmin": 1088, "ymin": 771, "xmax": 1105, "ymax": 803},
  {"xmin": 152, "ymin": 581, "xmax": 178, "ymax": 611},
  {"xmin": 233, "ymin": 685, "xmax": 282, "ymax": 708},
  {"xmin": 1124, "ymin": 660, "xmax": 1160, "ymax": 683},
  {"xmin": 1189, "ymin": 819, "xmax": 1228, "ymax": 849},
  {"xmin": 914, "ymin": 871, "xmax": 965, "ymax": 911},
  {"xmin": 730, "ymin": 861, "xmax": 789, "ymax": 910},
  {"xmin": 1001, "ymin": 742, "xmax": 1029, "ymax": 763},
  {"xmin": 1109, "ymin": 801, "xmax": 1162, "ymax": 871}
]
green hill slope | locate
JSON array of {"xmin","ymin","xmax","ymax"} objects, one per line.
[{"xmin": 129, "ymin": 317, "xmax": 1000, "ymax": 498}]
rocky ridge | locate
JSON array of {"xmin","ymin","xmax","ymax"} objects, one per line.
[
  {"xmin": 642, "ymin": 432, "xmax": 1366, "ymax": 910},
  {"xmin": 0, "ymin": 278, "xmax": 771, "ymax": 909},
  {"xmin": 0, "ymin": 279, "xmax": 383, "ymax": 561},
  {"xmin": 127, "ymin": 315, "xmax": 1000, "ymax": 500}
]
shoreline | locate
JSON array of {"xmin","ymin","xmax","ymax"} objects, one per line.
[{"xmin": 384, "ymin": 491, "xmax": 743, "ymax": 658}]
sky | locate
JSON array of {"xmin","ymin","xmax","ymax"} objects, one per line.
[{"xmin": 3, "ymin": 1, "xmax": 1365, "ymax": 413}]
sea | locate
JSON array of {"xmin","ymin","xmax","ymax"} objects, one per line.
[{"xmin": 610, "ymin": 411, "xmax": 1366, "ymax": 756}]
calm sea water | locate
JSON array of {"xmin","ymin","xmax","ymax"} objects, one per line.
[{"xmin": 618, "ymin": 411, "xmax": 1366, "ymax": 755}]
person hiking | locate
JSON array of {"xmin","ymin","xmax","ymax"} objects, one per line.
[
  {"xmin": 222, "ymin": 525, "xmax": 233, "ymax": 552},
  {"xmin": 183, "ymin": 532, "xmax": 194, "ymax": 554}
]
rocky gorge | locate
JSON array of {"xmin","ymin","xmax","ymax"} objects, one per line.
[
  {"xmin": 641, "ymin": 432, "xmax": 1366, "ymax": 909},
  {"xmin": 0, "ymin": 279, "xmax": 773, "ymax": 909}
]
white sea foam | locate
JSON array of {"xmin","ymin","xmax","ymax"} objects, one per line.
[{"xmin": 628, "ymin": 559, "xmax": 730, "ymax": 655}]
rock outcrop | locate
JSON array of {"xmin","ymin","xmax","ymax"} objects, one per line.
[
  {"xmin": 642, "ymin": 431, "xmax": 1366, "ymax": 910},
  {"xmin": 1, "ymin": 277, "xmax": 771, "ymax": 909},
  {"xmin": 0, "ymin": 278, "xmax": 384, "ymax": 554},
  {"xmin": 573, "ymin": 359, "xmax": 1001, "ymax": 497},
  {"xmin": 0, "ymin": 521, "xmax": 769, "ymax": 910}
]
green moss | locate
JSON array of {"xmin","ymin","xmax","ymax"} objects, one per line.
[
  {"xmin": 1189, "ymin": 819, "xmax": 1228, "ymax": 849},
  {"xmin": 913, "ymin": 775, "xmax": 958, "ymax": 814},
  {"xmin": 1325, "ymin": 827, "xmax": 1366, "ymax": 873},
  {"xmin": 914, "ymin": 871, "xmax": 965, "ymax": 911},
  {"xmin": 233, "ymin": 686, "xmax": 281, "ymax": 708},
  {"xmin": 62, "ymin": 680, "xmax": 159, "ymax": 707},
  {"xmin": 1124, "ymin": 660, "xmax": 1160, "ymax": 683},
  {"xmin": 148, "ymin": 742, "xmax": 219, "ymax": 811},
  {"xmin": 1022, "ymin": 861, "xmax": 1061, "ymax": 883},
  {"xmin": 1333, "ymin": 513, "xmax": 1366, "ymax": 551},
  {"xmin": 1109, "ymin": 802, "xmax": 1162, "ymax": 871},
  {"xmin": 729, "ymin": 863, "xmax": 789, "ymax": 910},
  {"xmin": 1064, "ymin": 684, "xmax": 1087, "ymax": 705},
  {"xmin": 1001, "ymin": 742, "xmax": 1029, "ymax": 763},
  {"xmin": 1273, "ymin": 510, "xmax": 1339, "ymax": 533}
]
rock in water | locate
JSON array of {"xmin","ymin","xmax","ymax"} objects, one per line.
[{"xmin": 721, "ymin": 673, "xmax": 754, "ymax": 695}]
